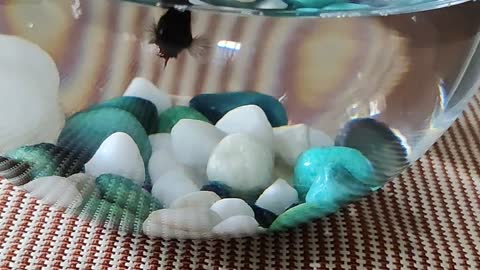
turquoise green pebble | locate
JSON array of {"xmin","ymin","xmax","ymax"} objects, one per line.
[
  {"xmin": 96, "ymin": 174, "xmax": 162, "ymax": 220},
  {"xmin": 6, "ymin": 143, "xmax": 56, "ymax": 179},
  {"xmin": 57, "ymin": 107, "xmax": 152, "ymax": 165},
  {"xmin": 200, "ymin": 0, "xmax": 261, "ymax": 9},
  {"xmin": 294, "ymin": 146, "xmax": 374, "ymax": 199},
  {"xmin": 269, "ymin": 203, "xmax": 337, "ymax": 231},
  {"xmin": 286, "ymin": 0, "xmax": 346, "ymax": 9},
  {"xmin": 156, "ymin": 106, "xmax": 209, "ymax": 133},
  {"xmin": 90, "ymin": 96, "xmax": 158, "ymax": 134},
  {"xmin": 189, "ymin": 91, "xmax": 288, "ymax": 127}
]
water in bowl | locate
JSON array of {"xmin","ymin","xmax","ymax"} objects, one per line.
[{"xmin": 0, "ymin": 0, "xmax": 479, "ymax": 239}]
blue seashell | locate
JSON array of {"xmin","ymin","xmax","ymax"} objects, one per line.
[{"xmin": 189, "ymin": 91, "xmax": 288, "ymax": 127}]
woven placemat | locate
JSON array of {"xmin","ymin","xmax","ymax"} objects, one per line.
[{"xmin": 0, "ymin": 94, "xmax": 479, "ymax": 270}]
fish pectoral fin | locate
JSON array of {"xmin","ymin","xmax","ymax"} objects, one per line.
[{"xmin": 188, "ymin": 35, "xmax": 212, "ymax": 59}]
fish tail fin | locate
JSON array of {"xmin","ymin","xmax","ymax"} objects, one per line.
[
  {"xmin": 147, "ymin": 19, "xmax": 157, "ymax": 44},
  {"xmin": 188, "ymin": 35, "xmax": 212, "ymax": 60}
]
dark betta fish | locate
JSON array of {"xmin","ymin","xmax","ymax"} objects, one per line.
[{"xmin": 149, "ymin": 7, "xmax": 209, "ymax": 68}]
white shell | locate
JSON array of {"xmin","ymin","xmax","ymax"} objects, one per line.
[
  {"xmin": 151, "ymin": 169, "xmax": 200, "ymax": 207},
  {"xmin": 207, "ymin": 134, "xmax": 274, "ymax": 192},
  {"xmin": 215, "ymin": 105, "xmax": 273, "ymax": 148},
  {"xmin": 210, "ymin": 198, "xmax": 255, "ymax": 220},
  {"xmin": 123, "ymin": 77, "xmax": 172, "ymax": 114},
  {"xmin": 171, "ymin": 119, "xmax": 225, "ymax": 169},
  {"xmin": 255, "ymin": 178, "xmax": 298, "ymax": 215},
  {"xmin": 84, "ymin": 132, "xmax": 145, "ymax": 186},
  {"xmin": 212, "ymin": 215, "xmax": 260, "ymax": 237},
  {"xmin": 22, "ymin": 176, "xmax": 82, "ymax": 209},
  {"xmin": 0, "ymin": 34, "xmax": 64, "ymax": 154},
  {"xmin": 170, "ymin": 191, "xmax": 221, "ymax": 209},
  {"xmin": 273, "ymin": 124, "xmax": 309, "ymax": 166},
  {"xmin": 142, "ymin": 208, "xmax": 221, "ymax": 239}
]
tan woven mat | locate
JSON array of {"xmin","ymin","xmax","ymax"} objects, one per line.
[{"xmin": 0, "ymin": 93, "xmax": 479, "ymax": 269}]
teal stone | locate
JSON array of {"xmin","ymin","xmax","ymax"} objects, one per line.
[
  {"xmin": 96, "ymin": 174, "xmax": 162, "ymax": 220},
  {"xmin": 322, "ymin": 2, "xmax": 370, "ymax": 10},
  {"xmin": 269, "ymin": 202, "xmax": 336, "ymax": 231},
  {"xmin": 189, "ymin": 91, "xmax": 288, "ymax": 127},
  {"xmin": 90, "ymin": 96, "xmax": 158, "ymax": 134},
  {"xmin": 200, "ymin": 0, "xmax": 263, "ymax": 9},
  {"xmin": 156, "ymin": 106, "xmax": 209, "ymax": 133},
  {"xmin": 5, "ymin": 143, "xmax": 84, "ymax": 179},
  {"xmin": 201, "ymin": 181, "xmax": 232, "ymax": 198},
  {"xmin": 305, "ymin": 165, "xmax": 372, "ymax": 209},
  {"xmin": 286, "ymin": 0, "xmax": 346, "ymax": 9},
  {"xmin": 294, "ymin": 146, "xmax": 374, "ymax": 199},
  {"xmin": 57, "ymin": 107, "xmax": 152, "ymax": 166}
]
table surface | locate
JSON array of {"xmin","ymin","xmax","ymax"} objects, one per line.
[{"xmin": 0, "ymin": 94, "xmax": 479, "ymax": 270}]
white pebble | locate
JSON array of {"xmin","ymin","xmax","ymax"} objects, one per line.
[
  {"xmin": 255, "ymin": 178, "xmax": 298, "ymax": 215},
  {"xmin": 148, "ymin": 149, "xmax": 202, "ymax": 187},
  {"xmin": 170, "ymin": 191, "xmax": 221, "ymax": 209},
  {"xmin": 149, "ymin": 133, "xmax": 173, "ymax": 153},
  {"xmin": 207, "ymin": 134, "xmax": 274, "ymax": 192},
  {"xmin": 256, "ymin": 0, "xmax": 288, "ymax": 9},
  {"xmin": 0, "ymin": 35, "xmax": 64, "ymax": 154},
  {"xmin": 309, "ymin": 127, "xmax": 334, "ymax": 148},
  {"xmin": 151, "ymin": 169, "xmax": 200, "ymax": 207},
  {"xmin": 210, "ymin": 198, "xmax": 254, "ymax": 220},
  {"xmin": 212, "ymin": 216, "xmax": 260, "ymax": 237},
  {"xmin": 84, "ymin": 132, "xmax": 145, "ymax": 186},
  {"xmin": 123, "ymin": 77, "xmax": 172, "ymax": 114},
  {"xmin": 215, "ymin": 105, "xmax": 273, "ymax": 148},
  {"xmin": 22, "ymin": 176, "xmax": 82, "ymax": 209},
  {"xmin": 273, "ymin": 124, "xmax": 309, "ymax": 166},
  {"xmin": 171, "ymin": 119, "xmax": 225, "ymax": 169},
  {"xmin": 142, "ymin": 208, "xmax": 221, "ymax": 239}
]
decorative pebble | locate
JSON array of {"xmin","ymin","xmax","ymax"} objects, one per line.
[
  {"xmin": 273, "ymin": 124, "xmax": 309, "ymax": 166},
  {"xmin": 171, "ymin": 119, "xmax": 225, "ymax": 169},
  {"xmin": 22, "ymin": 176, "xmax": 82, "ymax": 209},
  {"xmin": 123, "ymin": 77, "xmax": 172, "ymax": 114},
  {"xmin": 142, "ymin": 208, "xmax": 221, "ymax": 239},
  {"xmin": 151, "ymin": 169, "xmax": 200, "ymax": 207},
  {"xmin": 189, "ymin": 91, "xmax": 288, "ymax": 127},
  {"xmin": 156, "ymin": 106, "xmax": 209, "ymax": 133},
  {"xmin": 0, "ymin": 34, "xmax": 64, "ymax": 154},
  {"xmin": 96, "ymin": 174, "xmax": 162, "ymax": 219},
  {"xmin": 255, "ymin": 178, "xmax": 298, "ymax": 215},
  {"xmin": 309, "ymin": 127, "xmax": 334, "ymax": 148},
  {"xmin": 210, "ymin": 198, "xmax": 255, "ymax": 220},
  {"xmin": 149, "ymin": 133, "xmax": 173, "ymax": 153},
  {"xmin": 207, "ymin": 134, "xmax": 274, "ymax": 193},
  {"xmin": 284, "ymin": 0, "xmax": 342, "ymax": 8},
  {"xmin": 272, "ymin": 157, "xmax": 294, "ymax": 184},
  {"xmin": 85, "ymin": 132, "xmax": 145, "ymax": 187},
  {"xmin": 200, "ymin": 181, "xmax": 232, "ymax": 198},
  {"xmin": 170, "ymin": 191, "xmax": 221, "ymax": 209},
  {"xmin": 215, "ymin": 105, "xmax": 273, "ymax": 147},
  {"xmin": 90, "ymin": 96, "xmax": 158, "ymax": 134},
  {"xmin": 212, "ymin": 216, "xmax": 260, "ymax": 237},
  {"xmin": 269, "ymin": 202, "xmax": 336, "ymax": 231},
  {"xmin": 148, "ymin": 149, "xmax": 200, "ymax": 187},
  {"xmin": 294, "ymin": 146, "xmax": 374, "ymax": 199},
  {"xmin": 250, "ymin": 204, "xmax": 277, "ymax": 228},
  {"xmin": 57, "ymin": 107, "xmax": 152, "ymax": 165},
  {"xmin": 305, "ymin": 165, "xmax": 372, "ymax": 210},
  {"xmin": 256, "ymin": 0, "xmax": 288, "ymax": 9}
]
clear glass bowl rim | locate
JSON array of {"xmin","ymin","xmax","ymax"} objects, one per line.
[{"xmin": 123, "ymin": 0, "xmax": 474, "ymax": 18}]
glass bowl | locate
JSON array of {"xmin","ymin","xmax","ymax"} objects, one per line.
[{"xmin": 0, "ymin": 0, "xmax": 479, "ymax": 239}]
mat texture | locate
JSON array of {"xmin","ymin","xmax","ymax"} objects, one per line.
[{"xmin": 0, "ymin": 94, "xmax": 479, "ymax": 270}]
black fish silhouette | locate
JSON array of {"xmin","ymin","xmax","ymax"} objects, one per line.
[{"xmin": 149, "ymin": 7, "xmax": 210, "ymax": 68}]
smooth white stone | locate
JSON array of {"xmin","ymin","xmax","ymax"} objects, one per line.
[
  {"xmin": 123, "ymin": 77, "xmax": 172, "ymax": 114},
  {"xmin": 0, "ymin": 34, "xmax": 64, "ymax": 154},
  {"xmin": 142, "ymin": 208, "xmax": 221, "ymax": 239},
  {"xmin": 255, "ymin": 178, "xmax": 298, "ymax": 215},
  {"xmin": 171, "ymin": 119, "xmax": 225, "ymax": 169},
  {"xmin": 151, "ymin": 170, "xmax": 200, "ymax": 207},
  {"xmin": 148, "ymin": 149, "xmax": 202, "ymax": 187},
  {"xmin": 149, "ymin": 133, "xmax": 173, "ymax": 153},
  {"xmin": 273, "ymin": 124, "xmax": 309, "ymax": 166},
  {"xmin": 272, "ymin": 157, "xmax": 294, "ymax": 185},
  {"xmin": 66, "ymin": 173, "xmax": 100, "ymax": 199},
  {"xmin": 84, "ymin": 132, "xmax": 145, "ymax": 186},
  {"xmin": 308, "ymin": 127, "xmax": 334, "ymax": 148},
  {"xmin": 207, "ymin": 134, "xmax": 274, "ymax": 192},
  {"xmin": 210, "ymin": 198, "xmax": 255, "ymax": 220},
  {"xmin": 212, "ymin": 216, "xmax": 260, "ymax": 236},
  {"xmin": 170, "ymin": 191, "xmax": 221, "ymax": 209},
  {"xmin": 22, "ymin": 176, "xmax": 82, "ymax": 209},
  {"xmin": 256, "ymin": 0, "xmax": 288, "ymax": 9},
  {"xmin": 215, "ymin": 105, "xmax": 273, "ymax": 148}
]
